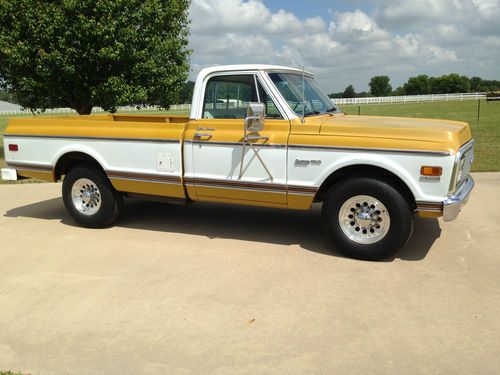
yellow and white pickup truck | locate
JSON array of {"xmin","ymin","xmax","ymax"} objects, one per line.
[{"xmin": 2, "ymin": 65, "xmax": 474, "ymax": 260}]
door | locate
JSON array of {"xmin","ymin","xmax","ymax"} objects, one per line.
[{"xmin": 184, "ymin": 73, "xmax": 290, "ymax": 206}]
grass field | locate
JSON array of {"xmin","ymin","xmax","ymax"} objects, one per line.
[{"xmin": 1, "ymin": 100, "xmax": 499, "ymax": 184}]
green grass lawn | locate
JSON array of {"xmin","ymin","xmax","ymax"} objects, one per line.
[{"xmin": 1, "ymin": 100, "xmax": 499, "ymax": 184}]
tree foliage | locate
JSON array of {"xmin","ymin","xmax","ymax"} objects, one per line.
[
  {"xmin": 398, "ymin": 73, "xmax": 500, "ymax": 95},
  {"xmin": 428, "ymin": 74, "xmax": 470, "ymax": 94},
  {"xmin": 0, "ymin": 0, "xmax": 191, "ymax": 114},
  {"xmin": 179, "ymin": 80, "xmax": 195, "ymax": 103},
  {"xmin": 342, "ymin": 84, "xmax": 356, "ymax": 98},
  {"xmin": 0, "ymin": 89, "xmax": 17, "ymax": 103},
  {"xmin": 369, "ymin": 76, "xmax": 392, "ymax": 96},
  {"xmin": 469, "ymin": 76, "xmax": 500, "ymax": 92},
  {"xmin": 402, "ymin": 74, "xmax": 430, "ymax": 95}
]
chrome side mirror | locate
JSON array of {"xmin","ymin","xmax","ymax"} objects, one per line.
[
  {"xmin": 244, "ymin": 102, "xmax": 265, "ymax": 133},
  {"xmin": 239, "ymin": 102, "xmax": 273, "ymax": 181}
]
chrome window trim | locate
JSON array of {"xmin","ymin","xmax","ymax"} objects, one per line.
[{"xmin": 196, "ymin": 70, "xmax": 289, "ymax": 121}]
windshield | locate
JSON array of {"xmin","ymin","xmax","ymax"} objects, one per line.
[{"xmin": 268, "ymin": 72, "xmax": 341, "ymax": 117}]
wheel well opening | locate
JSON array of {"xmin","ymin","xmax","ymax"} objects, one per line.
[
  {"xmin": 314, "ymin": 165, "xmax": 416, "ymax": 210},
  {"xmin": 54, "ymin": 152, "xmax": 103, "ymax": 181}
]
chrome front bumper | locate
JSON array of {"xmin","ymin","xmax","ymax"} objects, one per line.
[{"xmin": 443, "ymin": 176, "xmax": 475, "ymax": 221}]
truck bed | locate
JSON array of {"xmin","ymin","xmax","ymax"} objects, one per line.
[
  {"xmin": 3, "ymin": 114, "xmax": 190, "ymax": 200},
  {"xmin": 4, "ymin": 114, "xmax": 189, "ymax": 139}
]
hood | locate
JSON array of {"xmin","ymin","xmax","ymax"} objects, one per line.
[{"xmin": 315, "ymin": 114, "xmax": 471, "ymax": 153}]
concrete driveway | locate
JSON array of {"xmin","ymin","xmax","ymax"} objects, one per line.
[{"xmin": 0, "ymin": 173, "xmax": 499, "ymax": 374}]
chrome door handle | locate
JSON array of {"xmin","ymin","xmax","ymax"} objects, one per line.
[{"xmin": 194, "ymin": 133, "xmax": 212, "ymax": 138}]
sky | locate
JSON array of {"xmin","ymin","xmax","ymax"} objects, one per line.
[{"xmin": 188, "ymin": 0, "xmax": 500, "ymax": 93}]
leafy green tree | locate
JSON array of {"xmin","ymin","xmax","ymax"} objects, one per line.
[
  {"xmin": 0, "ymin": 89, "xmax": 17, "ymax": 103},
  {"xmin": 402, "ymin": 74, "xmax": 430, "ymax": 95},
  {"xmin": 342, "ymin": 84, "xmax": 356, "ymax": 98},
  {"xmin": 469, "ymin": 76, "xmax": 483, "ymax": 91},
  {"xmin": 475, "ymin": 79, "xmax": 500, "ymax": 92},
  {"xmin": 0, "ymin": 0, "xmax": 191, "ymax": 114},
  {"xmin": 328, "ymin": 92, "xmax": 342, "ymax": 99},
  {"xmin": 179, "ymin": 80, "xmax": 195, "ymax": 103},
  {"xmin": 429, "ymin": 74, "xmax": 470, "ymax": 94},
  {"xmin": 369, "ymin": 76, "xmax": 392, "ymax": 96}
]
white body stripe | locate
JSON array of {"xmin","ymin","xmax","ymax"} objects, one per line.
[
  {"xmin": 288, "ymin": 146, "xmax": 455, "ymax": 202},
  {"xmin": 4, "ymin": 136, "xmax": 183, "ymax": 180}
]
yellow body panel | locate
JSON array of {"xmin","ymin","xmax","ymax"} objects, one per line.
[
  {"xmin": 290, "ymin": 114, "xmax": 471, "ymax": 154},
  {"xmin": 5, "ymin": 115, "xmax": 188, "ymax": 140},
  {"xmin": 109, "ymin": 179, "xmax": 185, "ymax": 198},
  {"xmin": 287, "ymin": 194, "xmax": 315, "ymax": 210},
  {"xmin": 189, "ymin": 194, "xmax": 288, "ymax": 209},
  {"xmin": 194, "ymin": 186, "xmax": 285, "ymax": 204},
  {"xmin": 17, "ymin": 170, "xmax": 54, "ymax": 181}
]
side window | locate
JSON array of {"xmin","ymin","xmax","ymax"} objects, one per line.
[
  {"xmin": 202, "ymin": 74, "xmax": 283, "ymax": 119},
  {"xmin": 203, "ymin": 75, "xmax": 254, "ymax": 119}
]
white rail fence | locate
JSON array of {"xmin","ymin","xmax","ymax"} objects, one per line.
[
  {"xmin": 333, "ymin": 92, "xmax": 486, "ymax": 105},
  {"xmin": 0, "ymin": 103, "xmax": 192, "ymax": 116},
  {"xmin": 0, "ymin": 92, "xmax": 489, "ymax": 116}
]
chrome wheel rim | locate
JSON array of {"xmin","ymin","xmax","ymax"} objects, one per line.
[
  {"xmin": 338, "ymin": 195, "xmax": 390, "ymax": 244},
  {"xmin": 71, "ymin": 178, "xmax": 101, "ymax": 216}
]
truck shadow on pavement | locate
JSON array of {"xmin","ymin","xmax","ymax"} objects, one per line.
[{"xmin": 5, "ymin": 197, "xmax": 441, "ymax": 261}]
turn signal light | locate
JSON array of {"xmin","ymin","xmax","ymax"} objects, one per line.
[
  {"xmin": 420, "ymin": 166, "xmax": 442, "ymax": 176},
  {"xmin": 8, "ymin": 144, "xmax": 18, "ymax": 152}
]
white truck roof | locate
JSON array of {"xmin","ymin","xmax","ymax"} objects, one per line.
[
  {"xmin": 190, "ymin": 64, "xmax": 313, "ymax": 120},
  {"xmin": 197, "ymin": 64, "xmax": 312, "ymax": 77}
]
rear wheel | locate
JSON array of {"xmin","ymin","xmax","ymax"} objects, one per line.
[
  {"xmin": 62, "ymin": 165, "xmax": 122, "ymax": 228},
  {"xmin": 322, "ymin": 178, "xmax": 413, "ymax": 260}
]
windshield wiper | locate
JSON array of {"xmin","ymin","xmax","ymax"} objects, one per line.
[{"xmin": 326, "ymin": 107, "xmax": 338, "ymax": 112}]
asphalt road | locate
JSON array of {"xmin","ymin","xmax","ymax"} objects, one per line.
[{"xmin": 1, "ymin": 173, "xmax": 499, "ymax": 374}]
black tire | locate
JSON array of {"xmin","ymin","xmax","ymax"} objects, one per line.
[
  {"xmin": 322, "ymin": 177, "xmax": 413, "ymax": 261},
  {"xmin": 62, "ymin": 164, "xmax": 123, "ymax": 228}
]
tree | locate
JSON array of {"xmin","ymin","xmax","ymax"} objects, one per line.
[
  {"xmin": 429, "ymin": 74, "xmax": 470, "ymax": 94},
  {"xmin": 402, "ymin": 74, "xmax": 430, "ymax": 95},
  {"xmin": 342, "ymin": 84, "xmax": 356, "ymax": 98},
  {"xmin": 179, "ymin": 80, "xmax": 195, "ymax": 103},
  {"xmin": 0, "ymin": 89, "xmax": 17, "ymax": 103},
  {"xmin": 0, "ymin": 0, "xmax": 191, "ymax": 114},
  {"xmin": 369, "ymin": 76, "xmax": 392, "ymax": 96},
  {"xmin": 469, "ymin": 76, "xmax": 483, "ymax": 91}
]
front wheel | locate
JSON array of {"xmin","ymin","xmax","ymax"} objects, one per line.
[
  {"xmin": 322, "ymin": 178, "xmax": 413, "ymax": 260},
  {"xmin": 62, "ymin": 165, "xmax": 123, "ymax": 228}
]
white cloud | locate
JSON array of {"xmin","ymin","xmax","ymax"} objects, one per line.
[
  {"xmin": 332, "ymin": 10, "xmax": 376, "ymax": 33},
  {"xmin": 394, "ymin": 34, "xmax": 420, "ymax": 56},
  {"xmin": 188, "ymin": 0, "xmax": 500, "ymax": 92}
]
